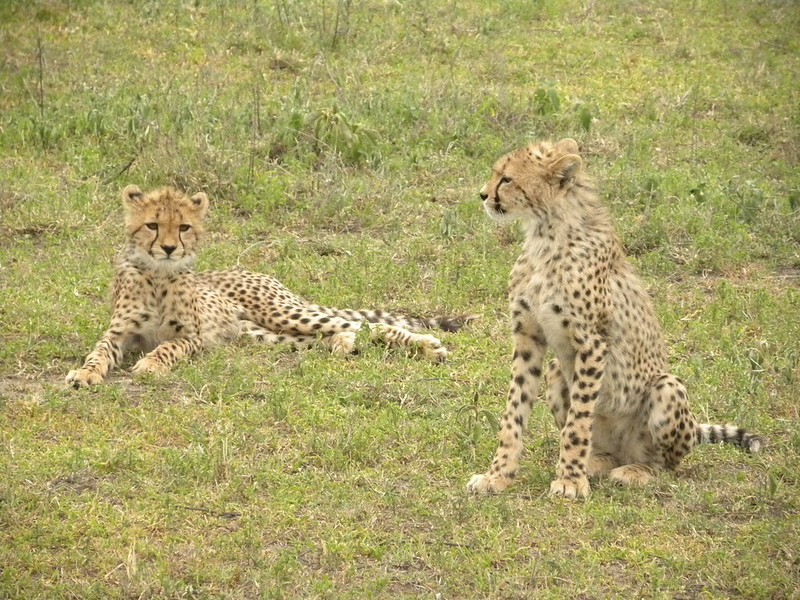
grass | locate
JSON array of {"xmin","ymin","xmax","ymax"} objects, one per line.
[{"xmin": 1, "ymin": 0, "xmax": 799, "ymax": 598}]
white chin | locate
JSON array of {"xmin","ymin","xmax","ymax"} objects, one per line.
[
  {"xmin": 142, "ymin": 253, "xmax": 190, "ymax": 271},
  {"xmin": 483, "ymin": 202, "xmax": 516, "ymax": 222}
]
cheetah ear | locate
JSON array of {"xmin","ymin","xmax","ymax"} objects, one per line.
[
  {"xmin": 554, "ymin": 138, "xmax": 580, "ymax": 155},
  {"xmin": 122, "ymin": 184, "xmax": 144, "ymax": 205},
  {"xmin": 549, "ymin": 154, "xmax": 582, "ymax": 186},
  {"xmin": 189, "ymin": 192, "xmax": 209, "ymax": 219}
]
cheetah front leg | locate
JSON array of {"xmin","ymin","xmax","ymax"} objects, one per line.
[
  {"xmin": 66, "ymin": 331, "xmax": 132, "ymax": 388},
  {"xmin": 547, "ymin": 358, "xmax": 618, "ymax": 477},
  {"xmin": 608, "ymin": 374, "xmax": 695, "ymax": 485},
  {"xmin": 545, "ymin": 358, "xmax": 569, "ymax": 429},
  {"xmin": 549, "ymin": 329, "xmax": 607, "ymax": 499},
  {"xmin": 467, "ymin": 315, "xmax": 546, "ymax": 494},
  {"xmin": 132, "ymin": 336, "xmax": 205, "ymax": 375},
  {"xmin": 67, "ymin": 269, "xmax": 159, "ymax": 388}
]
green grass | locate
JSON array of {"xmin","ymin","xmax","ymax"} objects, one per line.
[{"xmin": 1, "ymin": 0, "xmax": 799, "ymax": 598}]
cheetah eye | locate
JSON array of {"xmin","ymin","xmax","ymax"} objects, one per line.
[
  {"xmin": 179, "ymin": 224, "xmax": 191, "ymax": 232},
  {"xmin": 145, "ymin": 223, "xmax": 158, "ymax": 231},
  {"xmin": 500, "ymin": 176, "xmax": 512, "ymax": 184}
]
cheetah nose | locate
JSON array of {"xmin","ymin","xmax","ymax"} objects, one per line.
[
  {"xmin": 161, "ymin": 245, "xmax": 177, "ymax": 256},
  {"xmin": 479, "ymin": 191, "xmax": 488, "ymax": 201}
]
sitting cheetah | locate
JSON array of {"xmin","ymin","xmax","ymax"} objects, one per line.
[
  {"xmin": 66, "ymin": 185, "xmax": 468, "ymax": 388},
  {"xmin": 467, "ymin": 139, "xmax": 763, "ymax": 499}
]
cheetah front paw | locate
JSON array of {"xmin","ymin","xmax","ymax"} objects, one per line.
[
  {"xmin": 417, "ymin": 334, "xmax": 448, "ymax": 363},
  {"xmin": 132, "ymin": 357, "xmax": 170, "ymax": 375},
  {"xmin": 467, "ymin": 473, "xmax": 513, "ymax": 495},
  {"xmin": 549, "ymin": 476, "xmax": 590, "ymax": 499},
  {"xmin": 65, "ymin": 369, "xmax": 104, "ymax": 389}
]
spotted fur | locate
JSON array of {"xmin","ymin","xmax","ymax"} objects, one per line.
[
  {"xmin": 467, "ymin": 139, "xmax": 763, "ymax": 499},
  {"xmin": 66, "ymin": 185, "xmax": 469, "ymax": 388}
]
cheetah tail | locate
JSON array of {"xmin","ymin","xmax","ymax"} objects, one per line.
[
  {"xmin": 317, "ymin": 306, "xmax": 479, "ymax": 332},
  {"xmin": 353, "ymin": 310, "xmax": 479, "ymax": 332},
  {"xmin": 419, "ymin": 313, "xmax": 481, "ymax": 332},
  {"xmin": 697, "ymin": 423, "xmax": 765, "ymax": 453}
]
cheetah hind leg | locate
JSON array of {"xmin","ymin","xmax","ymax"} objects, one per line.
[
  {"xmin": 587, "ymin": 452, "xmax": 620, "ymax": 478},
  {"xmin": 608, "ymin": 463, "xmax": 659, "ymax": 486},
  {"xmin": 610, "ymin": 374, "xmax": 695, "ymax": 486},
  {"xmin": 647, "ymin": 374, "xmax": 697, "ymax": 471},
  {"xmin": 310, "ymin": 322, "xmax": 446, "ymax": 361}
]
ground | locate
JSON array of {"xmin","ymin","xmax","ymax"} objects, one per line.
[{"xmin": 0, "ymin": 1, "xmax": 799, "ymax": 598}]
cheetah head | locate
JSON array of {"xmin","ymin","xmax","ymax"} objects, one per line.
[
  {"xmin": 121, "ymin": 185, "xmax": 209, "ymax": 271},
  {"xmin": 479, "ymin": 138, "xmax": 583, "ymax": 222}
]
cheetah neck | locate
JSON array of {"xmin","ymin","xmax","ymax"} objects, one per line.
[{"xmin": 523, "ymin": 185, "xmax": 615, "ymax": 251}]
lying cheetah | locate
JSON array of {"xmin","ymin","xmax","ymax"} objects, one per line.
[
  {"xmin": 467, "ymin": 139, "xmax": 763, "ymax": 499},
  {"xmin": 66, "ymin": 185, "xmax": 468, "ymax": 388}
]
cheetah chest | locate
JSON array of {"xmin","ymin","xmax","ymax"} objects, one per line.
[{"xmin": 515, "ymin": 269, "xmax": 576, "ymax": 379}]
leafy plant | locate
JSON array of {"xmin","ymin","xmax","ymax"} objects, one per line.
[
  {"xmin": 307, "ymin": 104, "xmax": 379, "ymax": 163},
  {"xmin": 576, "ymin": 103, "xmax": 593, "ymax": 132},
  {"xmin": 533, "ymin": 85, "xmax": 561, "ymax": 115},
  {"xmin": 440, "ymin": 205, "xmax": 461, "ymax": 239},
  {"xmin": 281, "ymin": 103, "xmax": 379, "ymax": 164},
  {"xmin": 456, "ymin": 387, "xmax": 500, "ymax": 454}
]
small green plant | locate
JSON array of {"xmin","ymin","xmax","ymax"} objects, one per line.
[
  {"xmin": 533, "ymin": 85, "xmax": 560, "ymax": 115},
  {"xmin": 736, "ymin": 124, "xmax": 770, "ymax": 147},
  {"xmin": 282, "ymin": 104, "xmax": 379, "ymax": 164},
  {"xmin": 307, "ymin": 104, "xmax": 378, "ymax": 163},
  {"xmin": 274, "ymin": 0, "xmax": 353, "ymax": 49},
  {"xmin": 746, "ymin": 341, "xmax": 767, "ymax": 391},
  {"xmin": 720, "ymin": 178, "xmax": 765, "ymax": 225},
  {"xmin": 576, "ymin": 103, "xmax": 593, "ymax": 132},
  {"xmin": 689, "ymin": 182, "xmax": 707, "ymax": 203},
  {"xmin": 355, "ymin": 320, "xmax": 373, "ymax": 349},
  {"xmin": 440, "ymin": 205, "xmax": 460, "ymax": 239},
  {"xmin": 456, "ymin": 387, "xmax": 500, "ymax": 455},
  {"xmin": 788, "ymin": 190, "xmax": 800, "ymax": 213},
  {"xmin": 755, "ymin": 464, "xmax": 781, "ymax": 500}
]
